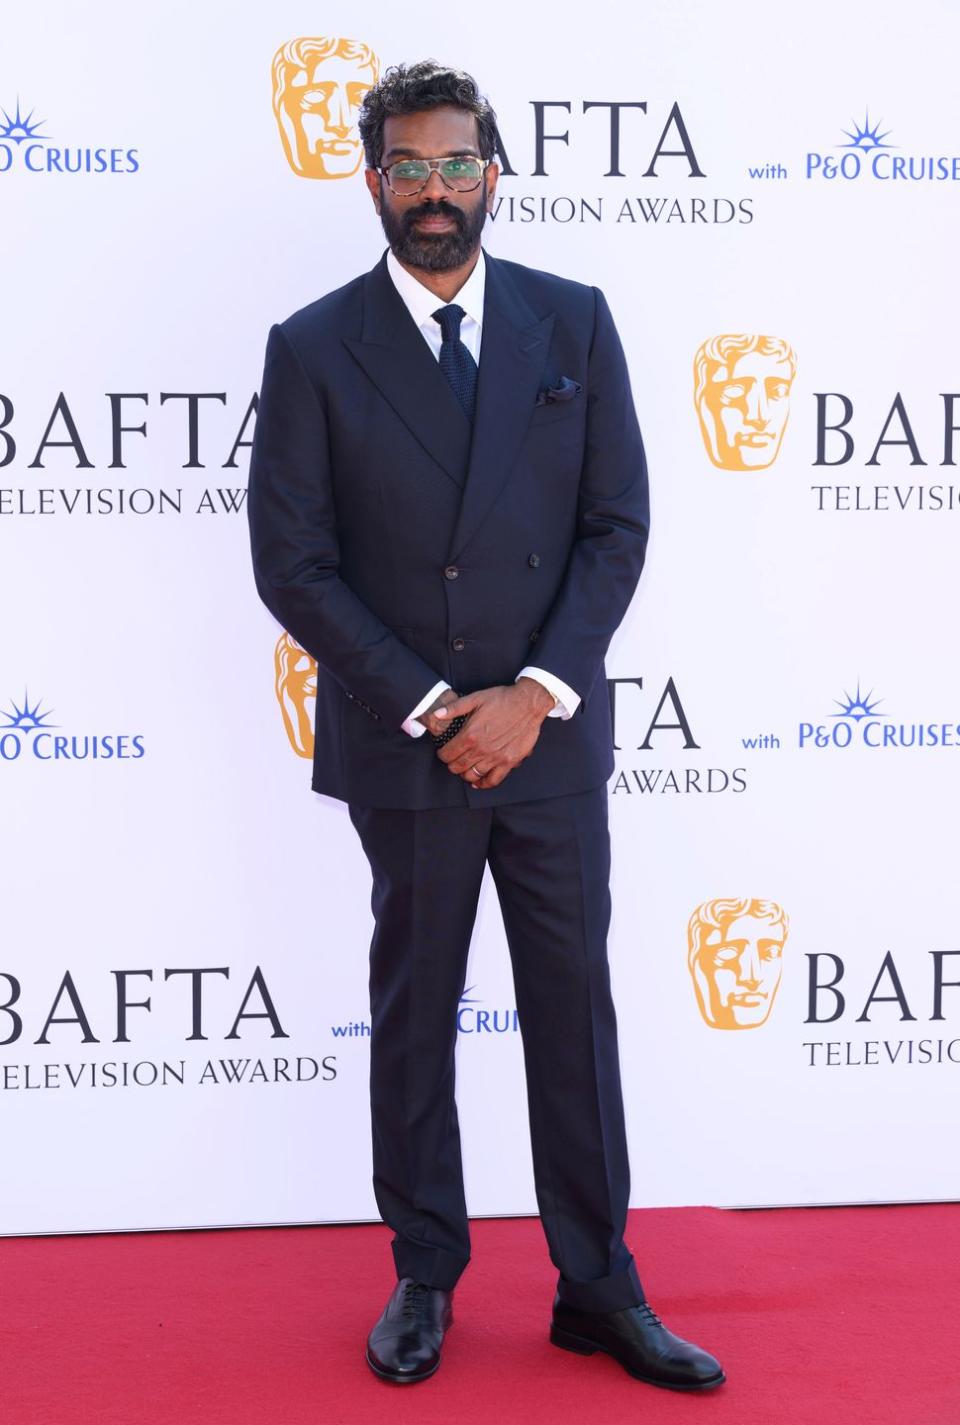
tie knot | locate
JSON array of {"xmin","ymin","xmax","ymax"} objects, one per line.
[{"xmin": 432, "ymin": 303, "xmax": 466, "ymax": 342}]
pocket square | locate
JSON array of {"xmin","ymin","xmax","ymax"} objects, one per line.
[{"xmin": 534, "ymin": 376, "xmax": 583, "ymax": 406}]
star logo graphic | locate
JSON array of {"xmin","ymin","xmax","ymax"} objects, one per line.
[
  {"xmin": 838, "ymin": 112, "xmax": 894, "ymax": 152},
  {"xmin": 0, "ymin": 98, "xmax": 50, "ymax": 144},
  {"xmin": 1, "ymin": 691, "xmax": 58, "ymax": 733},
  {"xmin": 831, "ymin": 682, "xmax": 886, "ymax": 721}
]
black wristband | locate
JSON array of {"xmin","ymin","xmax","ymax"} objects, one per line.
[{"xmin": 430, "ymin": 714, "xmax": 468, "ymax": 748}]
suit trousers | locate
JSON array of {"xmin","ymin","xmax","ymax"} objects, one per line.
[{"xmin": 347, "ymin": 783, "xmax": 645, "ymax": 1314}]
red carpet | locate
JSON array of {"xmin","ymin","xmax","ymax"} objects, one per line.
[{"xmin": 2, "ymin": 1204, "xmax": 958, "ymax": 1425}]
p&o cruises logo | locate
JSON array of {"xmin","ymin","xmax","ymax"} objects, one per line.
[
  {"xmin": 0, "ymin": 96, "xmax": 140, "ymax": 175},
  {"xmin": 805, "ymin": 111, "xmax": 960, "ymax": 183},
  {"xmin": 0, "ymin": 691, "xmax": 145, "ymax": 762},
  {"xmin": 799, "ymin": 683, "xmax": 960, "ymax": 751}
]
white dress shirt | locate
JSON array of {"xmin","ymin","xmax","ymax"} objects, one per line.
[{"xmin": 384, "ymin": 246, "xmax": 581, "ymax": 737}]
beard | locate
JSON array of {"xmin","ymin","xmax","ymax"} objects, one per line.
[{"xmin": 379, "ymin": 191, "xmax": 488, "ymax": 272}]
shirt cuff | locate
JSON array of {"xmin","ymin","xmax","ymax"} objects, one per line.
[
  {"xmin": 516, "ymin": 666, "xmax": 580, "ymax": 719},
  {"xmin": 401, "ymin": 680, "xmax": 451, "ymax": 738}
]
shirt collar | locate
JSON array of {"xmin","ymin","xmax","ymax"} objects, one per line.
[{"xmin": 386, "ymin": 245, "xmax": 486, "ymax": 333}]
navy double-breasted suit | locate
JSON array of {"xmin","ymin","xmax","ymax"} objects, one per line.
[
  {"xmin": 248, "ymin": 246, "xmax": 649, "ymax": 810},
  {"xmin": 248, "ymin": 245, "xmax": 651, "ymax": 1314}
]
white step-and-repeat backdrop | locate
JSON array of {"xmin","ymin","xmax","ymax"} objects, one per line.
[{"xmin": 3, "ymin": 1, "xmax": 959, "ymax": 1233}]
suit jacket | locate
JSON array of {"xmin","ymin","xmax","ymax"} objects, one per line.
[{"xmin": 247, "ymin": 246, "xmax": 649, "ymax": 810}]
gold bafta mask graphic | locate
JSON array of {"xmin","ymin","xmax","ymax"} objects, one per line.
[
  {"xmin": 687, "ymin": 898, "xmax": 789, "ymax": 1031},
  {"xmin": 693, "ymin": 336, "xmax": 797, "ymax": 470},
  {"xmin": 272, "ymin": 36, "xmax": 380, "ymax": 179},
  {"xmin": 275, "ymin": 632, "xmax": 317, "ymax": 759}
]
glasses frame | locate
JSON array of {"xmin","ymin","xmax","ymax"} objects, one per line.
[{"xmin": 377, "ymin": 154, "xmax": 493, "ymax": 196}]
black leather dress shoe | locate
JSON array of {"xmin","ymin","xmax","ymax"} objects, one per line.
[
  {"xmin": 365, "ymin": 1278, "xmax": 453, "ymax": 1384},
  {"xmin": 550, "ymin": 1295, "xmax": 725, "ymax": 1391}
]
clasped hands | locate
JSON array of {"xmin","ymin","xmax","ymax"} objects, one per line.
[{"xmin": 416, "ymin": 678, "xmax": 556, "ymax": 790}]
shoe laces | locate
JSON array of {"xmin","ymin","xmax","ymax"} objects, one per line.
[
  {"xmin": 636, "ymin": 1301, "xmax": 664, "ymax": 1328},
  {"xmin": 400, "ymin": 1281, "xmax": 434, "ymax": 1321}
]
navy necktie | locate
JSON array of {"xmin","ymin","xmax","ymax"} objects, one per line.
[{"xmin": 432, "ymin": 303, "xmax": 478, "ymax": 422}]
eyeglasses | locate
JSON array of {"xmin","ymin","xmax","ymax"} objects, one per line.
[{"xmin": 377, "ymin": 155, "xmax": 491, "ymax": 196}]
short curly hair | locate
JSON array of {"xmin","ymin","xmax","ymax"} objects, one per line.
[{"xmin": 357, "ymin": 59, "xmax": 499, "ymax": 169}]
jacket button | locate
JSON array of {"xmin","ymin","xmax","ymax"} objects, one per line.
[
  {"xmin": 528, "ymin": 553, "xmax": 540, "ymax": 568},
  {"xmin": 451, "ymin": 637, "xmax": 466, "ymax": 652},
  {"xmin": 529, "ymin": 628, "xmax": 540, "ymax": 643},
  {"xmin": 444, "ymin": 564, "xmax": 460, "ymax": 580}
]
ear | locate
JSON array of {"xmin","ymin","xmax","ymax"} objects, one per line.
[
  {"xmin": 485, "ymin": 162, "xmax": 500, "ymax": 213},
  {"xmin": 364, "ymin": 166, "xmax": 382, "ymax": 213}
]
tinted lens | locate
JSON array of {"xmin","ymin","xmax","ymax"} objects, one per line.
[
  {"xmin": 385, "ymin": 158, "xmax": 483, "ymax": 193},
  {"xmin": 388, "ymin": 160, "xmax": 430, "ymax": 193},
  {"xmin": 439, "ymin": 157, "xmax": 483, "ymax": 190}
]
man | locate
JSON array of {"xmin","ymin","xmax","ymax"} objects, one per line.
[{"xmin": 248, "ymin": 59, "xmax": 725, "ymax": 1391}]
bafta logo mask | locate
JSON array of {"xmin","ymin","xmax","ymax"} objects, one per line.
[
  {"xmin": 275, "ymin": 632, "xmax": 317, "ymax": 759},
  {"xmin": 272, "ymin": 36, "xmax": 380, "ymax": 179},
  {"xmin": 693, "ymin": 335, "xmax": 797, "ymax": 470},
  {"xmin": 687, "ymin": 898, "xmax": 789, "ymax": 1030}
]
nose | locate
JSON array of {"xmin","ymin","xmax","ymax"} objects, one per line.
[{"xmin": 420, "ymin": 167, "xmax": 451, "ymax": 201}]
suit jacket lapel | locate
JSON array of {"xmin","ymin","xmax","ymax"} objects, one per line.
[
  {"xmin": 343, "ymin": 250, "xmax": 472, "ymax": 489},
  {"xmin": 342, "ymin": 249, "xmax": 556, "ymax": 538},
  {"xmin": 447, "ymin": 253, "xmax": 554, "ymax": 560}
]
